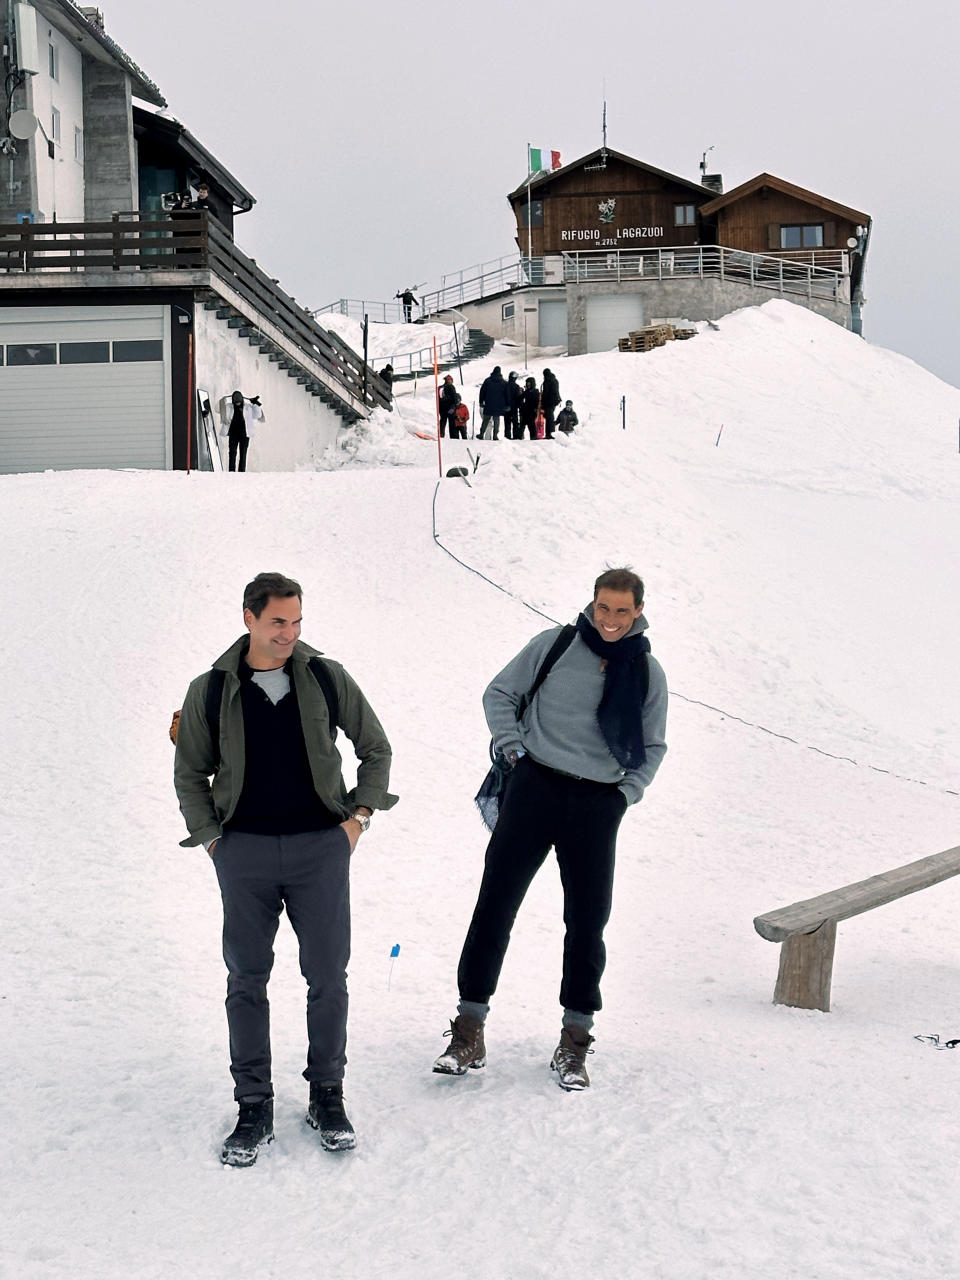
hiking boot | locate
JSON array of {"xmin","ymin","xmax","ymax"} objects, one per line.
[
  {"xmin": 433, "ymin": 1013, "xmax": 486, "ymax": 1076},
  {"xmin": 306, "ymin": 1083, "xmax": 357, "ymax": 1151},
  {"xmin": 550, "ymin": 1027, "xmax": 594, "ymax": 1091},
  {"xmin": 220, "ymin": 1097, "xmax": 274, "ymax": 1167}
]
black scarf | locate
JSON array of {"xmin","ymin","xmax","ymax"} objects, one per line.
[{"xmin": 575, "ymin": 612, "xmax": 650, "ymax": 770}]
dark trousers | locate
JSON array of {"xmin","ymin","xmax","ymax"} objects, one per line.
[
  {"xmin": 543, "ymin": 406, "xmax": 557, "ymax": 439},
  {"xmin": 517, "ymin": 419, "xmax": 538, "ymax": 439},
  {"xmin": 504, "ymin": 409, "xmax": 519, "ymax": 439},
  {"xmin": 228, "ymin": 430, "xmax": 249, "ymax": 472},
  {"xmin": 213, "ymin": 827, "xmax": 351, "ymax": 1099},
  {"xmin": 457, "ymin": 757, "xmax": 627, "ymax": 1013},
  {"xmin": 479, "ymin": 413, "xmax": 502, "ymax": 439}
]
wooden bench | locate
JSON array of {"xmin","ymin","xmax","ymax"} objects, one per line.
[{"xmin": 753, "ymin": 844, "xmax": 960, "ymax": 1011}]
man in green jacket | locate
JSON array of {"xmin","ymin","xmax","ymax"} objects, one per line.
[{"xmin": 174, "ymin": 571, "xmax": 397, "ymax": 1166}]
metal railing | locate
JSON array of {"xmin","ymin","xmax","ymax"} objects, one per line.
[
  {"xmin": 407, "ymin": 243, "xmax": 849, "ymax": 315},
  {"xmin": 315, "ymin": 298, "xmax": 406, "ymax": 324},
  {"xmin": 559, "ymin": 245, "xmax": 846, "ymax": 300},
  {"xmin": 0, "ymin": 212, "xmax": 391, "ymax": 414},
  {"xmin": 420, "ymin": 257, "xmax": 526, "ymax": 316},
  {"xmin": 372, "ymin": 320, "xmax": 470, "ymax": 376}
]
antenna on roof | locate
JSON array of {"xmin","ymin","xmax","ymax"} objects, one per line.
[
  {"xmin": 700, "ymin": 145, "xmax": 715, "ymax": 179},
  {"xmin": 584, "ymin": 92, "xmax": 609, "ymax": 172}
]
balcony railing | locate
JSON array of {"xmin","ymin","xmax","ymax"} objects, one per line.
[
  {"xmin": 557, "ymin": 245, "xmax": 846, "ymax": 300},
  {"xmin": 0, "ymin": 212, "xmax": 391, "ymax": 414}
]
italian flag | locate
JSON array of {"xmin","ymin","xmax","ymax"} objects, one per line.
[{"xmin": 529, "ymin": 146, "xmax": 561, "ymax": 173}]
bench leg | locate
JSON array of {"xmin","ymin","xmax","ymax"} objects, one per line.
[{"xmin": 773, "ymin": 919, "xmax": 837, "ymax": 1012}]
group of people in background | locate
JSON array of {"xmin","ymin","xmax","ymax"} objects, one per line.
[{"xmin": 473, "ymin": 365, "xmax": 577, "ymax": 441}]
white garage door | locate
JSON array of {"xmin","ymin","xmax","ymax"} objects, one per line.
[
  {"xmin": 0, "ymin": 304, "xmax": 171, "ymax": 474},
  {"xmin": 585, "ymin": 294, "xmax": 644, "ymax": 353},
  {"xmin": 538, "ymin": 298, "xmax": 568, "ymax": 348}
]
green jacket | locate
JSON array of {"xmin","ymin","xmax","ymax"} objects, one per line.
[{"xmin": 174, "ymin": 636, "xmax": 398, "ymax": 848}]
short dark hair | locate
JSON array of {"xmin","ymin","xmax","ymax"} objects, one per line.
[
  {"xmin": 594, "ymin": 567, "xmax": 644, "ymax": 607},
  {"xmin": 243, "ymin": 572, "xmax": 302, "ymax": 618}
]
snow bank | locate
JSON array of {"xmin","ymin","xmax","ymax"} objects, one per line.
[{"xmin": 3, "ymin": 299, "xmax": 960, "ymax": 1280}]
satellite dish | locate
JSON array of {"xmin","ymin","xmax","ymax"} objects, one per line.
[
  {"xmin": 9, "ymin": 110, "xmax": 38, "ymax": 139},
  {"xmin": 846, "ymin": 237, "xmax": 858, "ymax": 249}
]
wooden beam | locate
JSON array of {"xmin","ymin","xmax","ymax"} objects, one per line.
[
  {"xmin": 773, "ymin": 920, "xmax": 837, "ymax": 1012},
  {"xmin": 754, "ymin": 845, "xmax": 960, "ymax": 942}
]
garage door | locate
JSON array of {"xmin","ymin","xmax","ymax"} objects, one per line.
[
  {"xmin": 0, "ymin": 304, "xmax": 171, "ymax": 474},
  {"xmin": 538, "ymin": 298, "xmax": 567, "ymax": 348},
  {"xmin": 585, "ymin": 294, "xmax": 644, "ymax": 353}
]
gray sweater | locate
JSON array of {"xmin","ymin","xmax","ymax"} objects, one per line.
[{"xmin": 482, "ymin": 607, "xmax": 668, "ymax": 805}]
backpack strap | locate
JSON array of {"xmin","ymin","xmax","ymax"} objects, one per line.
[
  {"xmin": 203, "ymin": 656, "xmax": 340, "ymax": 770},
  {"xmin": 307, "ymin": 656, "xmax": 341, "ymax": 739},
  {"xmin": 516, "ymin": 624, "xmax": 577, "ymax": 721}
]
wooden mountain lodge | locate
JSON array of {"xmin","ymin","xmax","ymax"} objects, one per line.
[{"xmin": 416, "ymin": 147, "xmax": 872, "ymax": 355}]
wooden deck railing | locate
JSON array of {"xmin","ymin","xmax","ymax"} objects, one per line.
[{"xmin": 0, "ymin": 213, "xmax": 391, "ymax": 414}]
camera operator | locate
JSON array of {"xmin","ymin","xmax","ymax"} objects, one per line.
[{"xmin": 219, "ymin": 391, "xmax": 264, "ymax": 472}]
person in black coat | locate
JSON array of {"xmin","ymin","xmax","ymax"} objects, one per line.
[
  {"xmin": 478, "ymin": 366, "xmax": 510, "ymax": 440},
  {"xmin": 517, "ymin": 376, "xmax": 541, "ymax": 440},
  {"xmin": 437, "ymin": 374, "xmax": 459, "ymax": 438},
  {"xmin": 541, "ymin": 368, "xmax": 561, "ymax": 439},
  {"xmin": 504, "ymin": 371, "xmax": 522, "ymax": 440}
]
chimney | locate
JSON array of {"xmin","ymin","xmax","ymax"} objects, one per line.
[
  {"xmin": 702, "ymin": 174, "xmax": 723, "ymax": 194},
  {"xmin": 79, "ymin": 7, "xmax": 105, "ymax": 29}
]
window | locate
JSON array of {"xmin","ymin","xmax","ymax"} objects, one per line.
[
  {"xmin": 674, "ymin": 204, "xmax": 696, "ymax": 227},
  {"xmin": 74, "ymin": 126, "xmax": 83, "ymax": 163},
  {"xmin": 7, "ymin": 344, "xmax": 57, "ymax": 366},
  {"xmin": 50, "ymin": 107, "xmax": 61, "ymax": 143},
  {"xmin": 48, "ymin": 42, "xmax": 59, "ymax": 80},
  {"xmin": 60, "ymin": 342, "xmax": 110, "ymax": 364},
  {"xmin": 501, "ymin": 302, "xmax": 515, "ymax": 320},
  {"xmin": 780, "ymin": 224, "xmax": 824, "ymax": 249},
  {"xmin": 112, "ymin": 340, "xmax": 163, "ymax": 362},
  {"xmin": 521, "ymin": 199, "xmax": 544, "ymax": 228}
]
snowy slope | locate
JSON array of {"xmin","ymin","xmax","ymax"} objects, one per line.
[{"xmin": 3, "ymin": 301, "xmax": 960, "ymax": 1280}]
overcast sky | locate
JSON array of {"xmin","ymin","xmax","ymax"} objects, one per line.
[{"xmin": 103, "ymin": 0, "xmax": 960, "ymax": 388}]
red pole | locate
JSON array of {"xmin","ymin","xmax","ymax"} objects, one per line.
[
  {"xmin": 186, "ymin": 331, "xmax": 194, "ymax": 474},
  {"xmin": 434, "ymin": 337, "xmax": 442, "ymax": 477}
]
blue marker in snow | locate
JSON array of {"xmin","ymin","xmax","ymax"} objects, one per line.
[{"xmin": 388, "ymin": 943, "xmax": 401, "ymax": 990}]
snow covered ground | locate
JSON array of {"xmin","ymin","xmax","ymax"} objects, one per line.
[
  {"xmin": 4, "ymin": 301, "xmax": 960, "ymax": 1279},
  {"xmin": 322, "ymin": 314, "xmax": 463, "ymax": 373}
]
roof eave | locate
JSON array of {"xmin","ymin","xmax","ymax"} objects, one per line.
[{"xmin": 34, "ymin": 0, "xmax": 166, "ymax": 106}]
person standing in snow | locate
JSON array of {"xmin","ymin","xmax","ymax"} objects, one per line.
[
  {"xmin": 517, "ymin": 376, "xmax": 540, "ymax": 439},
  {"xmin": 556, "ymin": 400, "xmax": 579, "ymax": 434},
  {"xmin": 433, "ymin": 567, "xmax": 667, "ymax": 1090},
  {"xmin": 504, "ymin": 371, "xmax": 522, "ymax": 440},
  {"xmin": 174, "ymin": 572, "xmax": 397, "ymax": 1166},
  {"xmin": 437, "ymin": 374, "xmax": 459, "ymax": 438},
  {"xmin": 540, "ymin": 368, "xmax": 561, "ymax": 439},
  {"xmin": 478, "ymin": 365, "xmax": 510, "ymax": 440},
  {"xmin": 396, "ymin": 288, "xmax": 419, "ymax": 323},
  {"xmin": 220, "ymin": 391, "xmax": 263, "ymax": 472}
]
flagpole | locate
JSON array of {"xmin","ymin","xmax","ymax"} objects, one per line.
[{"xmin": 526, "ymin": 143, "xmax": 533, "ymax": 265}]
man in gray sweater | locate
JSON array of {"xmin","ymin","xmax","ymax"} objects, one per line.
[{"xmin": 433, "ymin": 568, "xmax": 667, "ymax": 1089}]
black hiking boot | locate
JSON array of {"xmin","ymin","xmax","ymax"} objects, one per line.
[
  {"xmin": 433, "ymin": 1013, "xmax": 486, "ymax": 1076},
  {"xmin": 306, "ymin": 1083, "xmax": 357, "ymax": 1151},
  {"xmin": 220, "ymin": 1096, "xmax": 274, "ymax": 1167},
  {"xmin": 550, "ymin": 1026, "xmax": 594, "ymax": 1091}
]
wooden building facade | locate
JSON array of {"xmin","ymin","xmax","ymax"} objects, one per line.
[
  {"xmin": 508, "ymin": 150, "xmax": 717, "ymax": 258},
  {"xmin": 494, "ymin": 147, "xmax": 872, "ymax": 352}
]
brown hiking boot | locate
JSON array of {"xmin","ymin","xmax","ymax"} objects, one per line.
[
  {"xmin": 550, "ymin": 1026, "xmax": 594, "ymax": 1090},
  {"xmin": 433, "ymin": 1013, "xmax": 486, "ymax": 1075}
]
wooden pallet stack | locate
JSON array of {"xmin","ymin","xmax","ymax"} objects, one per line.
[{"xmin": 618, "ymin": 324, "xmax": 675, "ymax": 353}]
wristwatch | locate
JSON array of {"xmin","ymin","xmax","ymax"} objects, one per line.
[{"xmin": 350, "ymin": 811, "xmax": 371, "ymax": 833}]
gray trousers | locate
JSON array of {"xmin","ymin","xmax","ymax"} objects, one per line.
[{"xmin": 212, "ymin": 827, "xmax": 351, "ymax": 1099}]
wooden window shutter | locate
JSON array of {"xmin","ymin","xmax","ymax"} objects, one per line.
[{"xmin": 768, "ymin": 223, "xmax": 780, "ymax": 249}]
